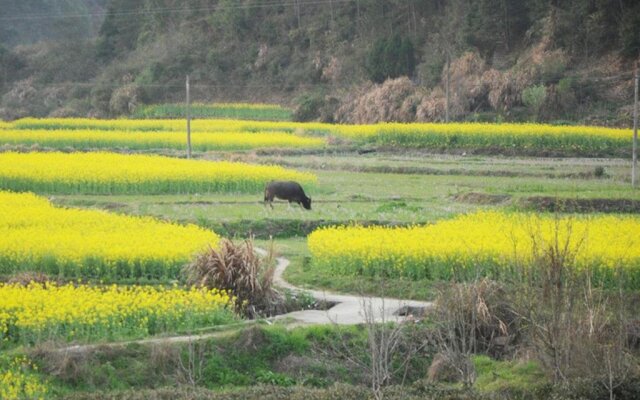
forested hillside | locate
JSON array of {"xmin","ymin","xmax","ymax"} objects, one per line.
[
  {"xmin": 1, "ymin": 0, "xmax": 639, "ymax": 125},
  {"xmin": 0, "ymin": 0, "xmax": 107, "ymax": 46}
]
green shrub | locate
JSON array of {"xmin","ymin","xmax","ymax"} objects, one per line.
[
  {"xmin": 293, "ymin": 92, "xmax": 325, "ymax": 122},
  {"xmin": 522, "ymin": 85, "xmax": 547, "ymax": 121},
  {"xmin": 365, "ymin": 34, "xmax": 416, "ymax": 83}
]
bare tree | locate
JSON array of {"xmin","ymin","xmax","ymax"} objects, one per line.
[
  {"xmin": 359, "ymin": 297, "xmax": 419, "ymax": 400},
  {"xmin": 313, "ymin": 288, "xmax": 427, "ymax": 400},
  {"xmin": 511, "ymin": 213, "xmax": 637, "ymax": 393},
  {"xmin": 176, "ymin": 336, "xmax": 207, "ymax": 387},
  {"xmin": 428, "ymin": 278, "xmax": 514, "ymax": 386}
]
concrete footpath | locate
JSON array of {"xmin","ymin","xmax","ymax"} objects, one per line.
[{"xmin": 270, "ymin": 253, "xmax": 432, "ymax": 325}]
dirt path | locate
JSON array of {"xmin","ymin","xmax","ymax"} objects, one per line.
[
  {"xmin": 58, "ymin": 251, "xmax": 431, "ymax": 353},
  {"xmin": 269, "ymin": 253, "xmax": 432, "ymax": 325}
]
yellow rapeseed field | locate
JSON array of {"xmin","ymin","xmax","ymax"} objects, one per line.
[
  {"xmin": 334, "ymin": 122, "xmax": 630, "ymax": 141},
  {"xmin": 6, "ymin": 118, "xmax": 629, "ymax": 155},
  {"xmin": 0, "ymin": 129, "xmax": 324, "ymax": 151},
  {"xmin": 0, "ymin": 151, "xmax": 316, "ymax": 194},
  {"xmin": 308, "ymin": 211, "xmax": 640, "ymax": 285},
  {"xmin": 332, "ymin": 122, "xmax": 631, "ymax": 155},
  {"xmin": 0, "ymin": 191, "xmax": 219, "ymax": 279},
  {"xmin": 9, "ymin": 117, "xmax": 333, "ymax": 134},
  {"xmin": 0, "ymin": 282, "xmax": 234, "ymax": 345}
]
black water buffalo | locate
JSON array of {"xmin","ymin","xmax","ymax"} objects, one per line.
[{"xmin": 264, "ymin": 180, "xmax": 312, "ymax": 210}]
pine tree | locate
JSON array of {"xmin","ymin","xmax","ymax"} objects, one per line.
[{"xmin": 365, "ymin": 34, "xmax": 416, "ymax": 83}]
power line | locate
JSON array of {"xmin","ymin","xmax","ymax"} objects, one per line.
[
  {"xmin": 0, "ymin": 0, "xmax": 357, "ymax": 21},
  {"xmin": 23, "ymin": 82, "xmax": 350, "ymax": 89}
]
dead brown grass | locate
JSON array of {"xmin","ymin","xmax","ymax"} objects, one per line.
[
  {"xmin": 335, "ymin": 77, "xmax": 424, "ymax": 124},
  {"xmin": 183, "ymin": 239, "xmax": 282, "ymax": 318},
  {"xmin": 6, "ymin": 271, "xmax": 58, "ymax": 286}
]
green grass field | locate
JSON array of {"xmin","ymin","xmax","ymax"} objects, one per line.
[
  {"xmin": 45, "ymin": 152, "xmax": 638, "ymax": 298},
  {"xmin": 131, "ymin": 103, "xmax": 293, "ymax": 121}
]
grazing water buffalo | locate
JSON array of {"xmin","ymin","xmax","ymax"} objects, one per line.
[{"xmin": 264, "ymin": 180, "xmax": 312, "ymax": 210}]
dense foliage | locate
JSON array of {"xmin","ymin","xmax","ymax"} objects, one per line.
[
  {"xmin": 1, "ymin": 0, "xmax": 638, "ymax": 123},
  {"xmin": 365, "ymin": 34, "xmax": 416, "ymax": 83}
]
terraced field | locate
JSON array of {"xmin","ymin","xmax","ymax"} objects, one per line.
[
  {"xmin": 1, "ymin": 117, "xmax": 632, "ymax": 156},
  {"xmin": 1, "ymin": 114, "xmax": 638, "ymax": 399}
]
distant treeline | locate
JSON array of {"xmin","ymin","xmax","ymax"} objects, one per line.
[{"xmin": 0, "ymin": 0, "xmax": 638, "ymax": 123}]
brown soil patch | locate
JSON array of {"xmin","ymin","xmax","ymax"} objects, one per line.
[
  {"xmin": 520, "ymin": 196, "xmax": 640, "ymax": 213},
  {"xmin": 101, "ymin": 202, "xmax": 127, "ymax": 210},
  {"xmin": 453, "ymin": 192, "xmax": 512, "ymax": 205}
]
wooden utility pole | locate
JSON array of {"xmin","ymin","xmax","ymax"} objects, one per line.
[
  {"xmin": 633, "ymin": 63, "xmax": 639, "ymax": 187},
  {"xmin": 445, "ymin": 54, "xmax": 450, "ymax": 123},
  {"xmin": 356, "ymin": 0, "xmax": 360, "ymax": 33},
  {"xmin": 186, "ymin": 75, "xmax": 192, "ymax": 159},
  {"xmin": 294, "ymin": 0, "xmax": 301, "ymax": 28},
  {"xmin": 329, "ymin": 0, "xmax": 334, "ymax": 25}
]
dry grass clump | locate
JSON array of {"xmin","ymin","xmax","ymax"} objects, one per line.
[
  {"xmin": 183, "ymin": 239, "xmax": 282, "ymax": 318},
  {"xmin": 428, "ymin": 279, "xmax": 520, "ymax": 385},
  {"xmin": 335, "ymin": 43, "xmax": 618, "ymax": 123},
  {"xmin": 335, "ymin": 77, "xmax": 424, "ymax": 124},
  {"xmin": 482, "ymin": 69, "xmax": 516, "ymax": 112},
  {"xmin": 417, "ymin": 51, "xmax": 535, "ymax": 121},
  {"xmin": 6, "ymin": 271, "xmax": 57, "ymax": 286},
  {"xmin": 416, "ymin": 87, "xmax": 447, "ymax": 122},
  {"xmin": 446, "ymin": 52, "xmax": 487, "ymax": 112},
  {"xmin": 333, "ymin": 49, "xmax": 568, "ymax": 123},
  {"xmin": 30, "ymin": 342, "xmax": 99, "ymax": 386}
]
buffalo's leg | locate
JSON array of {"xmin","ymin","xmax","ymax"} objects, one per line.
[{"xmin": 264, "ymin": 193, "xmax": 274, "ymax": 209}]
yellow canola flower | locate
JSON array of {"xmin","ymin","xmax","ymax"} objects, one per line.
[
  {"xmin": 0, "ymin": 191, "xmax": 218, "ymax": 279},
  {"xmin": 0, "ymin": 356, "xmax": 48, "ymax": 400},
  {"xmin": 0, "ymin": 129, "xmax": 324, "ymax": 151},
  {"xmin": 0, "ymin": 151, "xmax": 316, "ymax": 194},
  {"xmin": 0, "ymin": 282, "xmax": 234, "ymax": 344},
  {"xmin": 308, "ymin": 211, "xmax": 640, "ymax": 285}
]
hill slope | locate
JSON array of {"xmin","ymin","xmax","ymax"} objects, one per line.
[{"xmin": 0, "ymin": 0, "xmax": 639, "ymax": 125}]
